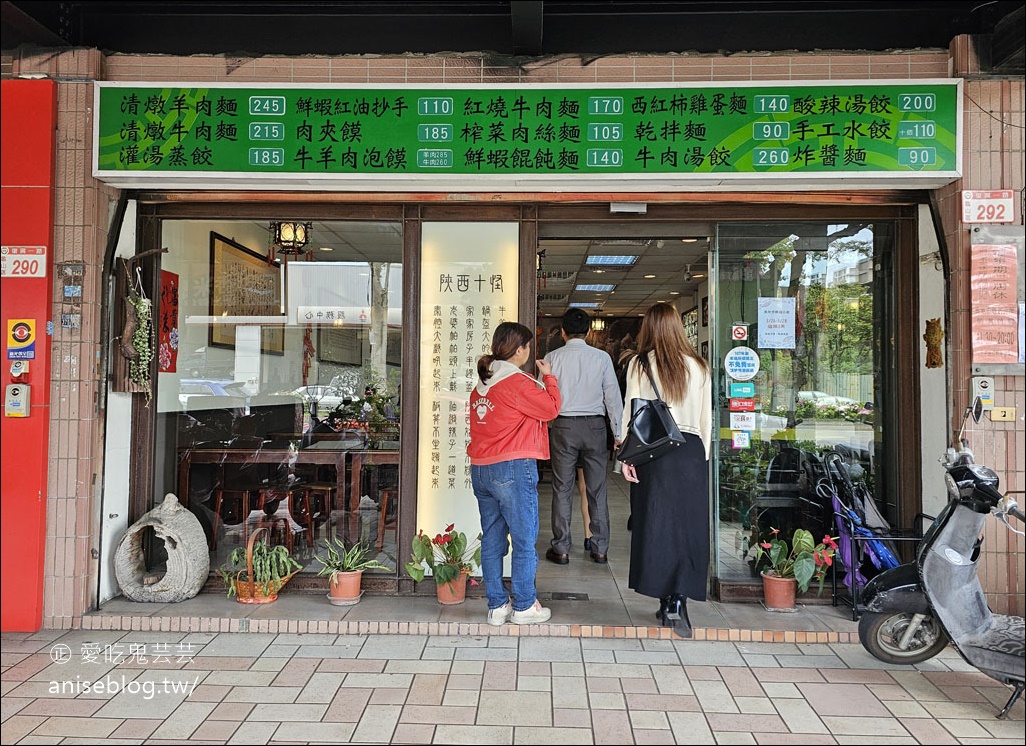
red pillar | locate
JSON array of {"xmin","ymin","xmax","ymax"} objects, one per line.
[{"xmin": 1, "ymin": 79, "xmax": 57, "ymax": 631}]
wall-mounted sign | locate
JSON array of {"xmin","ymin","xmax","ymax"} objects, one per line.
[
  {"xmin": 731, "ymin": 323, "xmax": 749, "ymax": 341},
  {"xmin": 0, "ymin": 246, "xmax": 47, "ymax": 278},
  {"xmin": 971, "ymin": 243, "xmax": 1019, "ymax": 364},
  {"xmin": 962, "ymin": 190, "xmax": 1014, "ymax": 224},
  {"xmin": 723, "ymin": 346, "xmax": 760, "ymax": 381},
  {"xmin": 93, "ymin": 81, "xmax": 961, "ymax": 190},
  {"xmin": 6, "ymin": 319, "xmax": 36, "ymax": 360},
  {"xmin": 729, "ymin": 412, "xmax": 756, "ymax": 430},
  {"xmin": 729, "ymin": 398, "xmax": 756, "ymax": 412},
  {"xmin": 728, "ymin": 381, "xmax": 756, "ymax": 397}
]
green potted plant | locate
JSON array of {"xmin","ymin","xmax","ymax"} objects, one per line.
[
  {"xmin": 314, "ymin": 536, "xmax": 392, "ymax": 605},
  {"xmin": 755, "ymin": 527, "xmax": 838, "ymax": 610},
  {"xmin": 405, "ymin": 523, "xmax": 481, "ymax": 605},
  {"xmin": 216, "ymin": 527, "xmax": 302, "ymax": 604}
]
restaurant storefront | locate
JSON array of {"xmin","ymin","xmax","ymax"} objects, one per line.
[{"xmin": 13, "ymin": 44, "xmax": 1022, "ymax": 632}]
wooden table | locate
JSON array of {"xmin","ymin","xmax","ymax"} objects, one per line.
[{"xmin": 177, "ymin": 446, "xmax": 400, "ymax": 544}]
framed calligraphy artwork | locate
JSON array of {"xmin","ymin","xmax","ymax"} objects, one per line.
[{"xmin": 208, "ymin": 232, "xmax": 284, "ymax": 355}]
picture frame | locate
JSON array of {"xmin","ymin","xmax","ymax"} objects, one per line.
[
  {"xmin": 701, "ymin": 340, "xmax": 709, "ymax": 360},
  {"xmin": 208, "ymin": 232, "xmax": 284, "ymax": 355},
  {"xmin": 681, "ymin": 306, "xmax": 699, "ymax": 348},
  {"xmin": 317, "ymin": 326, "xmax": 363, "ymax": 365},
  {"xmin": 701, "ymin": 296, "xmax": 709, "ymax": 327}
]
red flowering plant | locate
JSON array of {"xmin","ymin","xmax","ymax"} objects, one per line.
[
  {"xmin": 405, "ymin": 523, "xmax": 482, "ymax": 589},
  {"xmin": 755, "ymin": 527, "xmax": 839, "ymax": 594}
]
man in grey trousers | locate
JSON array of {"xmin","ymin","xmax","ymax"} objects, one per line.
[{"xmin": 543, "ymin": 308, "xmax": 623, "ymax": 564}]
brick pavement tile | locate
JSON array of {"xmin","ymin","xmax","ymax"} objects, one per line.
[
  {"xmin": 370, "ymin": 687, "xmax": 409, "ymax": 705},
  {"xmin": 352, "ymin": 702, "xmax": 402, "ymax": 742},
  {"xmin": 867, "ymin": 683, "xmax": 915, "ymax": 700},
  {"xmin": 887, "ymin": 670, "xmax": 947, "ymax": 701},
  {"xmin": 0, "ymin": 714, "xmax": 48, "ymax": 742},
  {"xmin": 323, "ymin": 686, "xmax": 372, "ymax": 722},
  {"xmin": 450, "ymin": 646, "xmax": 517, "ymax": 661},
  {"xmin": 588, "ymin": 690, "xmax": 626, "ymax": 710},
  {"xmin": 316, "ymin": 658, "xmax": 385, "ymax": 673},
  {"xmin": 554, "ymin": 706, "xmax": 592, "ymax": 727},
  {"xmin": 224, "ymin": 685, "xmax": 302, "ymax": 703},
  {"xmin": 818, "ymin": 714, "xmax": 911, "ymax": 737},
  {"xmin": 433, "ymin": 723, "xmax": 512, "ymax": 743},
  {"xmin": 226, "ymin": 720, "xmax": 277, "ymax": 744},
  {"xmin": 692, "ymin": 679, "xmax": 740, "ymax": 714},
  {"xmin": 897, "ymin": 716, "xmax": 960, "ymax": 744},
  {"xmin": 476, "ymin": 690, "xmax": 553, "ymax": 726},
  {"xmin": 296, "ymin": 672, "xmax": 345, "ymax": 703},
  {"xmin": 591, "ymin": 708, "xmax": 633, "ymax": 744},
  {"xmin": 666, "ymin": 711, "xmax": 715, "ymax": 744},
  {"xmin": 109, "ymin": 718, "xmax": 161, "ymax": 739},
  {"xmin": 274, "ymin": 720, "xmax": 358, "ymax": 742},
  {"xmin": 936, "ymin": 683, "xmax": 992, "ymax": 703},
  {"xmin": 633, "ymin": 728, "xmax": 678, "ymax": 744},
  {"xmin": 516, "ymin": 725, "xmax": 596, "ymax": 743},
  {"xmin": 703, "ymin": 712, "xmax": 786, "ymax": 733},
  {"xmin": 391, "ymin": 722, "xmax": 436, "ymax": 743},
  {"xmin": 975, "ymin": 716, "xmax": 1026, "ymax": 740},
  {"xmin": 243, "ymin": 702, "xmax": 329, "ymax": 721},
  {"xmin": 270, "ymin": 633, "xmax": 339, "ymax": 646},
  {"xmin": 620, "ymin": 677, "xmax": 658, "ymax": 694},
  {"xmin": 683, "ymin": 664, "xmax": 724, "ymax": 681},
  {"xmin": 553, "ymin": 676, "xmax": 589, "ymax": 710},
  {"xmin": 291, "ymin": 644, "xmax": 361, "ymax": 659},
  {"xmin": 382, "ymin": 659, "xmax": 451, "ymax": 675},
  {"xmin": 586, "ymin": 676, "xmax": 621, "ymax": 693},
  {"xmin": 773, "ymin": 697, "xmax": 829, "ymax": 734},
  {"xmin": 190, "ymin": 719, "xmax": 240, "ymax": 741},
  {"xmin": 399, "ymin": 703, "xmax": 477, "ymax": 725},
  {"xmin": 735, "ymin": 696, "xmax": 776, "ymax": 715},
  {"xmin": 359, "ymin": 636, "xmax": 427, "ymax": 660},
  {"xmin": 449, "ymin": 660, "xmax": 484, "ymax": 675},
  {"xmin": 149, "ymin": 701, "xmax": 216, "ymax": 741},
  {"xmin": 882, "ymin": 699, "xmax": 933, "ymax": 718},
  {"xmin": 3, "ymin": 655, "xmax": 53, "ymax": 681},
  {"xmin": 1, "ymin": 696, "xmax": 31, "ymax": 720},
  {"xmin": 208, "ymin": 701, "xmax": 255, "ymax": 720},
  {"xmin": 249, "ymin": 656, "xmax": 288, "ymax": 671},
  {"xmin": 937, "ymin": 717, "xmax": 997, "ymax": 738},
  {"xmin": 187, "ymin": 683, "xmax": 231, "ymax": 702},
  {"xmin": 270, "ymin": 657, "xmax": 319, "ymax": 687},
  {"xmin": 481, "ymin": 661, "xmax": 517, "ymax": 690},
  {"xmin": 342, "ymin": 671, "xmax": 414, "ymax": 689},
  {"xmin": 518, "ymin": 660, "xmax": 548, "ymax": 676},
  {"xmin": 441, "ymin": 688, "xmax": 479, "ymax": 707},
  {"xmin": 406, "ymin": 673, "xmax": 446, "ymax": 706},
  {"xmin": 519, "ymin": 637, "xmax": 584, "ymax": 663},
  {"xmin": 718, "ymin": 666, "xmax": 764, "ymax": 698},
  {"xmin": 628, "ymin": 710, "xmax": 670, "ymax": 729},
  {"xmin": 204, "ymin": 670, "xmax": 277, "ymax": 687},
  {"xmin": 516, "ymin": 674, "xmax": 551, "ymax": 692},
  {"xmin": 750, "ymin": 666, "xmax": 826, "ymax": 683},
  {"xmin": 20, "ymin": 698, "xmax": 105, "ymax": 717},
  {"xmin": 183, "ymin": 656, "xmax": 256, "ymax": 671},
  {"xmin": 653, "ymin": 667, "xmax": 692, "ymax": 696},
  {"xmin": 625, "ymin": 692, "xmax": 702, "ymax": 713},
  {"xmin": 797, "ymin": 682, "xmax": 891, "ymax": 718},
  {"xmin": 27, "ymin": 715, "xmax": 123, "ymax": 738}
]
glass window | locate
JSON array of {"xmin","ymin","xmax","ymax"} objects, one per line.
[
  {"xmin": 713, "ymin": 222, "xmax": 887, "ymax": 586},
  {"xmin": 153, "ymin": 219, "xmax": 402, "ymax": 576}
]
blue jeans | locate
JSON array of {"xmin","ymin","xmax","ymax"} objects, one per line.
[{"xmin": 471, "ymin": 459, "xmax": 541, "ymax": 612}]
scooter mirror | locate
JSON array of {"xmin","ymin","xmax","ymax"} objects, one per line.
[{"xmin": 971, "ymin": 395, "xmax": 984, "ymax": 424}]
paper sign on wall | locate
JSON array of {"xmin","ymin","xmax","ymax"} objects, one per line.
[{"xmin": 757, "ymin": 297, "xmax": 796, "ymax": 349}]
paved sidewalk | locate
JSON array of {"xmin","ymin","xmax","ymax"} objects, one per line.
[{"xmin": 2, "ymin": 627, "xmax": 1022, "ymax": 744}]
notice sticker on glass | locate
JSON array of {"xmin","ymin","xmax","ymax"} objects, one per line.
[
  {"xmin": 757, "ymin": 297, "xmax": 796, "ymax": 349},
  {"xmin": 732, "ymin": 431, "xmax": 751, "ymax": 449}
]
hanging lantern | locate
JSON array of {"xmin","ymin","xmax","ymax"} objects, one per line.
[{"xmin": 269, "ymin": 221, "xmax": 312, "ymax": 255}]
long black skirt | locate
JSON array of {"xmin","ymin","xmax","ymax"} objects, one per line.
[{"xmin": 628, "ymin": 434, "xmax": 709, "ymax": 601}]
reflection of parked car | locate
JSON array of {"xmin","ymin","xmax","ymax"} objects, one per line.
[
  {"xmin": 292, "ymin": 385, "xmax": 354, "ymax": 418},
  {"xmin": 178, "ymin": 379, "xmax": 250, "ymax": 411},
  {"xmin": 796, "ymin": 390, "xmax": 861, "ymax": 408}
]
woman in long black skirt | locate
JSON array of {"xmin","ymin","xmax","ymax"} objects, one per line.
[{"xmin": 618, "ymin": 303, "xmax": 712, "ymax": 638}]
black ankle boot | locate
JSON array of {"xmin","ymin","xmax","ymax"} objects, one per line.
[
  {"xmin": 656, "ymin": 596, "xmax": 670, "ymax": 621},
  {"xmin": 671, "ymin": 596, "xmax": 693, "ymax": 639},
  {"xmin": 661, "ymin": 596, "xmax": 682, "ymax": 626}
]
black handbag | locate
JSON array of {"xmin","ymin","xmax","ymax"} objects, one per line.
[{"xmin": 615, "ymin": 360, "xmax": 686, "ymax": 466}]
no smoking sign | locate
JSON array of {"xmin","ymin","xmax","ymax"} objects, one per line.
[{"xmin": 731, "ymin": 324, "xmax": 748, "ymax": 341}]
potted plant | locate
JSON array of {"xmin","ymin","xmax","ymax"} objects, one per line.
[
  {"xmin": 755, "ymin": 527, "xmax": 838, "ymax": 610},
  {"xmin": 216, "ymin": 527, "xmax": 302, "ymax": 604},
  {"xmin": 405, "ymin": 523, "xmax": 482, "ymax": 605},
  {"xmin": 313, "ymin": 536, "xmax": 392, "ymax": 606}
]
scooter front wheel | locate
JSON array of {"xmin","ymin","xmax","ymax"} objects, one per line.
[{"xmin": 858, "ymin": 611, "xmax": 949, "ymax": 664}]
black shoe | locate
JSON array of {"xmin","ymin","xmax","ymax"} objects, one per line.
[
  {"xmin": 657, "ymin": 597, "xmax": 671, "ymax": 622},
  {"xmin": 626, "ymin": 515, "xmax": 633, "ymax": 531},
  {"xmin": 589, "ymin": 552, "xmax": 607, "ymax": 564},
  {"xmin": 545, "ymin": 548, "xmax": 569, "ymax": 565},
  {"xmin": 661, "ymin": 596, "xmax": 682, "ymax": 626},
  {"xmin": 584, "ymin": 537, "xmax": 592, "ymax": 551},
  {"xmin": 667, "ymin": 595, "xmax": 693, "ymax": 638}
]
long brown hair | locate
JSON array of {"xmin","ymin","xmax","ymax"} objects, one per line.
[
  {"xmin": 628, "ymin": 303, "xmax": 708, "ymax": 401},
  {"xmin": 477, "ymin": 321, "xmax": 533, "ymax": 382}
]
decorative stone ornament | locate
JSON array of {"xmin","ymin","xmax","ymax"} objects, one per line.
[{"xmin": 115, "ymin": 493, "xmax": 209, "ymax": 603}]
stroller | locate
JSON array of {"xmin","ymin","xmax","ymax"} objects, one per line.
[{"xmin": 819, "ymin": 450, "xmax": 928, "ymax": 619}]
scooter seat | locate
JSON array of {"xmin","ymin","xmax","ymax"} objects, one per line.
[{"xmin": 961, "ymin": 614, "xmax": 1025, "ymax": 659}]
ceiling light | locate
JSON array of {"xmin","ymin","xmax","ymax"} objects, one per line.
[
  {"xmin": 569, "ymin": 302, "xmax": 601, "ymax": 308},
  {"xmin": 270, "ymin": 220, "xmax": 311, "ymax": 255},
  {"xmin": 591, "ymin": 317, "xmax": 606, "ymax": 331},
  {"xmin": 587, "ymin": 254, "xmax": 639, "ymax": 265},
  {"xmin": 609, "ymin": 202, "xmax": 647, "ymax": 214},
  {"xmin": 644, "ymin": 274, "xmax": 656, "ymax": 279},
  {"xmin": 670, "ymin": 291, "xmax": 680, "ymax": 295},
  {"xmin": 318, "ymin": 246, "xmax": 333, "ymax": 252},
  {"xmin": 575, "ymin": 283, "xmax": 615, "ymax": 292}
]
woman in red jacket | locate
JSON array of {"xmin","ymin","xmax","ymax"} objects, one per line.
[{"xmin": 469, "ymin": 322, "xmax": 561, "ymax": 626}]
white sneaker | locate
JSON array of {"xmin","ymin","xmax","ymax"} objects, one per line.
[
  {"xmin": 510, "ymin": 600, "xmax": 551, "ymax": 625},
  {"xmin": 486, "ymin": 601, "xmax": 513, "ymax": 626}
]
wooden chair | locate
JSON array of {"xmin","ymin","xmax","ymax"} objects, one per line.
[{"xmin": 377, "ymin": 488, "xmax": 399, "ymax": 552}]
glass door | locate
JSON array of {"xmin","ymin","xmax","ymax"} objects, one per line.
[{"xmin": 713, "ymin": 222, "xmax": 886, "ymax": 585}]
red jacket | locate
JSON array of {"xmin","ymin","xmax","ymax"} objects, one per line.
[{"xmin": 468, "ymin": 361, "xmax": 561, "ymax": 465}]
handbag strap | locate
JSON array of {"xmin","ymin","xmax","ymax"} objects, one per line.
[{"xmin": 639, "ymin": 355, "xmax": 665, "ymax": 402}]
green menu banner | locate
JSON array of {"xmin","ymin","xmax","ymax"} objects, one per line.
[{"xmin": 94, "ymin": 81, "xmax": 960, "ymax": 182}]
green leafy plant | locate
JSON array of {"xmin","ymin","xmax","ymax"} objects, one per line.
[
  {"xmin": 126, "ymin": 293, "xmax": 153, "ymax": 397},
  {"xmin": 755, "ymin": 527, "xmax": 838, "ymax": 594},
  {"xmin": 216, "ymin": 533, "xmax": 302, "ymax": 599},
  {"xmin": 405, "ymin": 523, "xmax": 481, "ymax": 589},
  {"xmin": 313, "ymin": 537, "xmax": 391, "ymax": 583}
]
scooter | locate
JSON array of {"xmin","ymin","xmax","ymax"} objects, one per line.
[{"xmin": 858, "ymin": 401, "xmax": 1025, "ymax": 718}]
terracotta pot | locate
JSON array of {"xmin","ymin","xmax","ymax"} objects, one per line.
[
  {"xmin": 761, "ymin": 571, "xmax": 798, "ymax": 610},
  {"xmin": 328, "ymin": 569, "xmax": 363, "ymax": 605},
  {"xmin": 435, "ymin": 570, "xmax": 469, "ymax": 605}
]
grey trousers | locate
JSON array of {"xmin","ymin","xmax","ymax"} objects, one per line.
[{"xmin": 548, "ymin": 416, "xmax": 611, "ymax": 554}]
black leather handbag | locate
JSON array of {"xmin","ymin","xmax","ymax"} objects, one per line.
[{"xmin": 615, "ymin": 361, "xmax": 686, "ymax": 466}]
